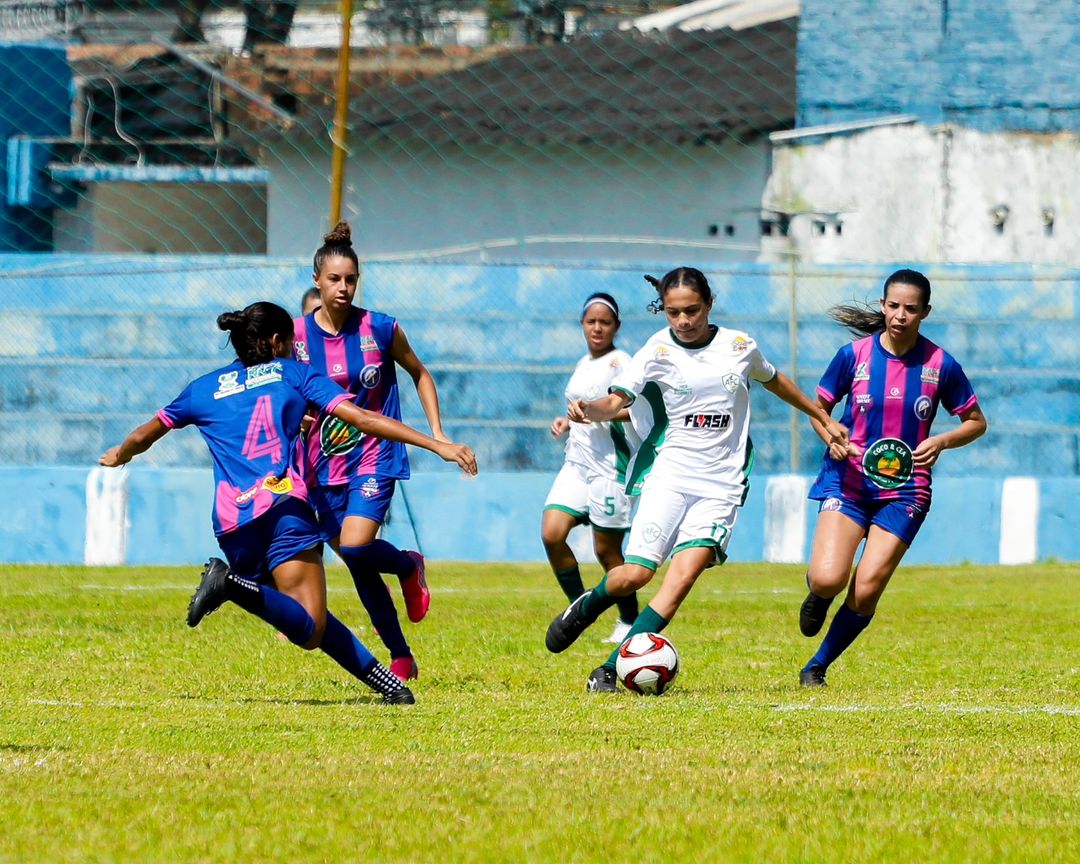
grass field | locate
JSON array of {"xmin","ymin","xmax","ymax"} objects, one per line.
[{"xmin": 1, "ymin": 561, "xmax": 1078, "ymax": 863}]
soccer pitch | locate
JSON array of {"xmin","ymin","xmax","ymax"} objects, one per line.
[{"xmin": 1, "ymin": 562, "xmax": 1077, "ymax": 862}]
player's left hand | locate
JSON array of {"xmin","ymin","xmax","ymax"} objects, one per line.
[
  {"xmin": 98, "ymin": 446, "xmax": 128, "ymax": 467},
  {"xmin": 912, "ymin": 436, "xmax": 945, "ymax": 467}
]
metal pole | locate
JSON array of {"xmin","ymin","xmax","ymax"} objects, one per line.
[
  {"xmin": 788, "ymin": 255, "xmax": 800, "ymax": 472},
  {"xmin": 329, "ymin": 0, "xmax": 354, "ymax": 227}
]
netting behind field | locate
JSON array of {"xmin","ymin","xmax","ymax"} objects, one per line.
[{"xmin": 0, "ymin": 257, "xmax": 1076, "ymax": 477}]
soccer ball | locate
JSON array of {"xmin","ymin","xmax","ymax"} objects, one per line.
[{"xmin": 615, "ymin": 632, "xmax": 679, "ymax": 695}]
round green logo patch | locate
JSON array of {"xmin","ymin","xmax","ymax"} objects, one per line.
[
  {"xmin": 861, "ymin": 437, "xmax": 914, "ymax": 489},
  {"xmin": 319, "ymin": 414, "xmax": 363, "ymax": 456}
]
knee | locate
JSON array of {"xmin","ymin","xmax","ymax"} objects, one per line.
[
  {"xmin": 612, "ymin": 564, "xmax": 652, "ymax": 593},
  {"xmin": 298, "ymin": 619, "xmax": 325, "ymax": 650},
  {"xmin": 807, "ymin": 564, "xmax": 849, "ymax": 596}
]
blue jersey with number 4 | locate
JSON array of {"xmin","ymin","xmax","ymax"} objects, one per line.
[{"xmin": 158, "ymin": 358, "xmax": 351, "ymax": 536}]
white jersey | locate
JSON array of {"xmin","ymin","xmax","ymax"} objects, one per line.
[
  {"xmin": 563, "ymin": 349, "xmax": 636, "ymax": 483},
  {"xmin": 612, "ymin": 325, "xmax": 777, "ymax": 503}
]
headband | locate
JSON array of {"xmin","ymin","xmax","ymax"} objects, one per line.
[{"xmin": 583, "ymin": 296, "xmax": 619, "ymax": 320}]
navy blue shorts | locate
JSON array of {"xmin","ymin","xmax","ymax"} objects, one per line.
[
  {"xmin": 815, "ymin": 495, "xmax": 928, "ymax": 547},
  {"xmin": 217, "ymin": 496, "xmax": 323, "ymax": 581},
  {"xmin": 308, "ymin": 476, "xmax": 397, "ymax": 543}
]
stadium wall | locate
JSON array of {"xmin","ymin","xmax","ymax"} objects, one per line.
[{"xmin": 2, "ymin": 466, "xmax": 1076, "ymax": 566}]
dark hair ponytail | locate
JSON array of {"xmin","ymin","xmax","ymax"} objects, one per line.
[
  {"xmin": 313, "ymin": 220, "xmax": 359, "ymax": 275},
  {"xmin": 644, "ymin": 267, "xmax": 713, "ymax": 314},
  {"xmin": 830, "ymin": 268, "xmax": 932, "ymax": 336},
  {"xmin": 217, "ymin": 301, "xmax": 294, "ymax": 366}
]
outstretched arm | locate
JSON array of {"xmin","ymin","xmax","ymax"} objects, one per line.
[
  {"xmin": 761, "ymin": 372, "xmax": 850, "ymax": 452},
  {"xmin": 912, "ymin": 404, "xmax": 987, "ymax": 467},
  {"xmin": 391, "ymin": 326, "xmax": 449, "ymax": 442},
  {"xmin": 332, "ymin": 400, "xmax": 477, "ymax": 475},
  {"xmin": 99, "ymin": 416, "xmax": 170, "ymax": 467},
  {"xmin": 567, "ymin": 391, "xmax": 632, "ymax": 424}
]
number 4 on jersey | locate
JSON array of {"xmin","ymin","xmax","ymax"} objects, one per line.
[{"xmin": 242, "ymin": 395, "xmax": 282, "ymax": 463}]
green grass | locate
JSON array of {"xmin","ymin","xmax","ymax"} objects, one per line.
[{"xmin": 1, "ymin": 562, "xmax": 1078, "ymax": 863}]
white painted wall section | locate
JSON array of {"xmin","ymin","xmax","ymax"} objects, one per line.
[
  {"xmin": 85, "ymin": 467, "xmax": 129, "ymax": 566},
  {"xmin": 999, "ymin": 476, "xmax": 1039, "ymax": 565},
  {"xmin": 763, "ymin": 474, "xmax": 810, "ymax": 563}
]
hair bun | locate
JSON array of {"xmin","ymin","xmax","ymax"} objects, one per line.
[
  {"xmin": 323, "ymin": 221, "xmax": 353, "ymax": 246},
  {"xmin": 643, "ymin": 274, "xmax": 660, "ymax": 288},
  {"xmin": 216, "ymin": 310, "xmax": 245, "ymax": 332}
]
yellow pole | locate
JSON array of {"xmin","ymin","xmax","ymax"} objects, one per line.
[{"xmin": 329, "ymin": 0, "xmax": 354, "ymax": 227}]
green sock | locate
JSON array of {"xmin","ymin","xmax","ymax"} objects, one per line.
[
  {"xmin": 614, "ymin": 591, "xmax": 639, "ymax": 624},
  {"xmin": 580, "ymin": 574, "xmax": 618, "ymax": 620},
  {"xmin": 554, "ymin": 565, "xmax": 585, "ymax": 603},
  {"xmin": 604, "ymin": 605, "xmax": 668, "ymax": 669}
]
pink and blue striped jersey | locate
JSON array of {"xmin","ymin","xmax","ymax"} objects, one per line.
[
  {"xmin": 157, "ymin": 358, "xmax": 351, "ymax": 536},
  {"xmin": 809, "ymin": 333, "xmax": 978, "ymax": 506},
  {"xmin": 293, "ymin": 308, "xmax": 410, "ymax": 487}
]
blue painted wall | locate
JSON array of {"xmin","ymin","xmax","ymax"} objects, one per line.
[{"xmin": 798, "ymin": 0, "xmax": 1080, "ymax": 132}]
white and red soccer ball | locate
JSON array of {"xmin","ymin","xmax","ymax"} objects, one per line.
[{"xmin": 615, "ymin": 632, "xmax": 679, "ymax": 695}]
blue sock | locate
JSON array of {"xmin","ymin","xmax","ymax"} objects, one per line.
[
  {"xmin": 341, "ymin": 540, "xmax": 413, "ymax": 578},
  {"xmin": 338, "ymin": 547, "xmax": 411, "ymax": 660},
  {"xmin": 319, "ymin": 611, "xmax": 378, "ymax": 679},
  {"xmin": 804, "ymin": 604, "xmax": 873, "ymax": 672},
  {"xmin": 225, "ymin": 572, "xmax": 315, "ymax": 646},
  {"xmin": 604, "ymin": 605, "xmax": 667, "ymax": 669}
]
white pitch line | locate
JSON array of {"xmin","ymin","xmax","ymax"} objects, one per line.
[{"xmin": 770, "ymin": 703, "xmax": 1080, "ymax": 716}]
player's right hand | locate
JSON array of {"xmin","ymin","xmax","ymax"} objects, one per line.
[
  {"xmin": 438, "ymin": 441, "xmax": 478, "ymax": 476},
  {"xmin": 566, "ymin": 399, "xmax": 589, "ymax": 423},
  {"xmin": 98, "ymin": 446, "xmax": 128, "ymax": 467},
  {"xmin": 550, "ymin": 416, "xmax": 570, "ymax": 438}
]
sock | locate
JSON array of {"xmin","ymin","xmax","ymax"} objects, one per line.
[
  {"xmin": 604, "ymin": 605, "xmax": 667, "ymax": 669},
  {"xmin": 614, "ymin": 591, "xmax": 639, "ymax": 624},
  {"xmin": 579, "ymin": 574, "xmax": 619, "ymax": 620},
  {"xmin": 803, "ymin": 604, "xmax": 873, "ymax": 672},
  {"xmin": 554, "ymin": 564, "xmax": 585, "ymax": 603},
  {"xmin": 225, "ymin": 572, "xmax": 315, "ymax": 646},
  {"xmin": 319, "ymin": 611, "xmax": 404, "ymax": 697},
  {"xmin": 338, "ymin": 546, "xmax": 412, "ymax": 660},
  {"xmin": 340, "ymin": 540, "xmax": 413, "ymax": 579}
]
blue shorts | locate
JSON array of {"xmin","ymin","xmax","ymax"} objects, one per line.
[
  {"xmin": 308, "ymin": 476, "xmax": 397, "ymax": 543},
  {"xmin": 815, "ymin": 495, "xmax": 928, "ymax": 547},
  {"xmin": 217, "ymin": 497, "xmax": 323, "ymax": 582}
]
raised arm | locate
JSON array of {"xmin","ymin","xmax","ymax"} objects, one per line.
[
  {"xmin": 99, "ymin": 416, "xmax": 171, "ymax": 467},
  {"xmin": 332, "ymin": 400, "xmax": 477, "ymax": 475}
]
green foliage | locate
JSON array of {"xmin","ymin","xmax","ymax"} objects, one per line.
[{"xmin": 1, "ymin": 562, "xmax": 1078, "ymax": 862}]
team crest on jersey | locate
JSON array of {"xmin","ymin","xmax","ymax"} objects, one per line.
[
  {"xmin": 921, "ymin": 367, "xmax": 940, "ymax": 384},
  {"xmin": 731, "ymin": 336, "xmax": 748, "ymax": 353},
  {"xmin": 654, "ymin": 345, "xmax": 670, "ymax": 360},
  {"xmin": 585, "ymin": 384, "xmax": 602, "ymax": 399},
  {"xmin": 213, "ymin": 370, "xmax": 244, "ymax": 400},
  {"xmin": 862, "ymin": 437, "xmax": 914, "ymax": 489},
  {"xmin": 359, "ymin": 363, "xmax": 382, "ymax": 389},
  {"xmin": 913, "ymin": 395, "xmax": 933, "ymax": 420},
  {"xmin": 360, "ymin": 477, "xmax": 380, "ymax": 499},
  {"xmin": 360, "ymin": 335, "xmax": 378, "ymax": 352},
  {"xmin": 854, "ymin": 362, "xmax": 870, "ymax": 382},
  {"xmin": 319, "ymin": 414, "xmax": 363, "ymax": 456},
  {"xmin": 722, "ymin": 373, "xmax": 741, "ymax": 394},
  {"xmin": 246, "ymin": 362, "xmax": 283, "ymax": 390},
  {"xmin": 294, "ymin": 341, "xmax": 309, "ymax": 362}
]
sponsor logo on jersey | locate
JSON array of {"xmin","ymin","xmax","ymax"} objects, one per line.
[
  {"xmin": 854, "ymin": 362, "xmax": 870, "ymax": 382},
  {"xmin": 722, "ymin": 373, "xmax": 741, "ymax": 394},
  {"xmin": 360, "ymin": 477, "xmax": 380, "ymax": 499},
  {"xmin": 906, "ymin": 504, "xmax": 923, "ymax": 519},
  {"xmin": 920, "ymin": 367, "xmax": 940, "ymax": 384},
  {"xmin": 235, "ymin": 475, "xmax": 293, "ymax": 504},
  {"xmin": 246, "ymin": 362, "xmax": 283, "ymax": 390},
  {"xmin": 821, "ymin": 497, "xmax": 843, "ymax": 512},
  {"xmin": 294, "ymin": 341, "xmax": 309, "ymax": 362},
  {"xmin": 319, "ymin": 414, "xmax": 363, "ymax": 456},
  {"xmin": 862, "ymin": 437, "xmax": 914, "ymax": 489},
  {"xmin": 854, "ymin": 393, "xmax": 873, "ymax": 413},
  {"xmin": 213, "ymin": 370, "xmax": 244, "ymax": 400},
  {"xmin": 684, "ymin": 413, "xmax": 730, "ymax": 429},
  {"xmin": 731, "ymin": 336, "xmax": 749, "ymax": 353},
  {"xmin": 887, "ymin": 386, "xmax": 902, "ymax": 399},
  {"xmin": 359, "ymin": 363, "xmax": 382, "ymax": 389},
  {"xmin": 332, "ymin": 363, "xmax": 344, "ymax": 376},
  {"xmin": 913, "ymin": 395, "xmax": 933, "ymax": 420},
  {"xmin": 360, "ymin": 335, "xmax": 378, "ymax": 352}
]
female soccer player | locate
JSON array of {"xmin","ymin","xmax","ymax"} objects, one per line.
[
  {"xmin": 294, "ymin": 222, "xmax": 449, "ymax": 682},
  {"xmin": 99, "ymin": 301, "xmax": 477, "ymax": 704},
  {"xmin": 545, "ymin": 267, "xmax": 848, "ymax": 692},
  {"xmin": 542, "ymin": 292, "xmax": 639, "ymax": 645},
  {"xmin": 797, "ymin": 268, "xmax": 986, "ymax": 686}
]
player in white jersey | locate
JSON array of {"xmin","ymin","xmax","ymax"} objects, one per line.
[
  {"xmin": 542, "ymin": 293, "xmax": 640, "ymax": 644},
  {"xmin": 545, "ymin": 267, "xmax": 849, "ymax": 692}
]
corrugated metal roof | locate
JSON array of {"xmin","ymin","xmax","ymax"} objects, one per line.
[{"xmin": 339, "ymin": 20, "xmax": 797, "ymax": 147}]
